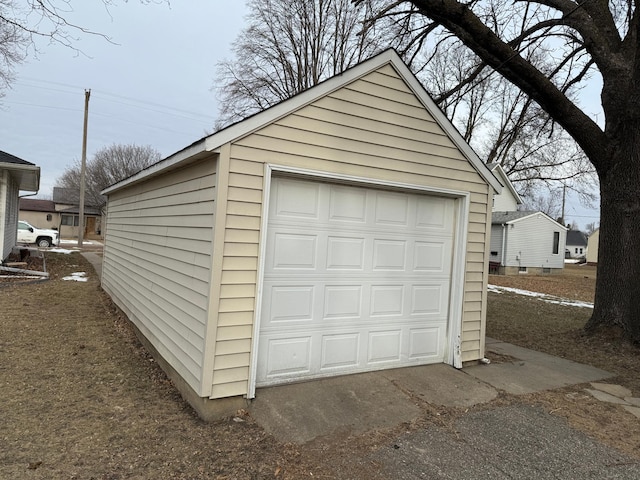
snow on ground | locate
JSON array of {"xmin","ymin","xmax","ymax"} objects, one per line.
[
  {"xmin": 60, "ymin": 240, "xmax": 96, "ymax": 245},
  {"xmin": 62, "ymin": 272, "xmax": 88, "ymax": 282},
  {"xmin": 48, "ymin": 248, "xmax": 79, "ymax": 254},
  {"xmin": 488, "ymin": 284, "xmax": 594, "ymax": 309}
]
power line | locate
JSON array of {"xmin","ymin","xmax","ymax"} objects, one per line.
[{"xmin": 13, "ymin": 76, "xmax": 215, "ymax": 121}]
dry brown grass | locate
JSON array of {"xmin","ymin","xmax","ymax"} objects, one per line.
[
  {"xmin": 487, "ymin": 265, "xmax": 640, "ymax": 459},
  {"xmin": 2, "ymin": 253, "xmax": 639, "ymax": 478}
]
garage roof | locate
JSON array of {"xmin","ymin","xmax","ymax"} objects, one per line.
[
  {"xmin": 0, "ymin": 150, "xmax": 40, "ymax": 192},
  {"xmin": 103, "ymin": 49, "xmax": 502, "ymax": 195}
]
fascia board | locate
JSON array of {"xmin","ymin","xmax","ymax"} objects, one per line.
[
  {"xmin": 101, "ymin": 139, "xmax": 208, "ymax": 195},
  {"xmin": 0, "ymin": 162, "xmax": 40, "ymax": 192}
]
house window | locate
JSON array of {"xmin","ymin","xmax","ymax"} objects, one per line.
[
  {"xmin": 552, "ymin": 232, "xmax": 560, "ymax": 254},
  {"xmin": 519, "ymin": 266, "xmax": 527, "ymax": 273},
  {"xmin": 61, "ymin": 214, "xmax": 79, "ymax": 226},
  {"xmin": 575, "ymin": 247, "xmax": 579, "ymax": 254},
  {"xmin": 46, "ymin": 214, "xmax": 52, "ymax": 221},
  {"xmin": 579, "ymin": 248, "xmax": 583, "ymax": 254}
]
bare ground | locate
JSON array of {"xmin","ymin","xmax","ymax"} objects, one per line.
[{"xmin": 1, "ymin": 255, "xmax": 639, "ymax": 478}]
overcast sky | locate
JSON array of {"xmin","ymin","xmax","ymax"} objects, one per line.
[
  {"xmin": 1, "ymin": 1, "xmax": 248, "ymax": 197},
  {"xmin": 1, "ymin": 0, "xmax": 599, "ymax": 228}
]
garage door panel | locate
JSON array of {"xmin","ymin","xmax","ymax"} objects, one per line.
[
  {"xmin": 329, "ymin": 185, "xmax": 367, "ymax": 223},
  {"xmin": 411, "ymin": 284, "xmax": 446, "ymax": 316},
  {"xmin": 373, "ymin": 239, "xmax": 407, "ymax": 270},
  {"xmin": 370, "ymin": 285, "xmax": 404, "ymax": 317},
  {"xmin": 326, "ymin": 236, "xmax": 365, "ymax": 269},
  {"xmin": 414, "ymin": 241, "xmax": 451, "ymax": 273},
  {"xmin": 368, "ymin": 330, "xmax": 402, "ymax": 363},
  {"xmin": 409, "ymin": 326, "xmax": 443, "ymax": 359},
  {"xmin": 416, "ymin": 196, "xmax": 454, "ymax": 230},
  {"xmin": 272, "ymin": 233, "xmax": 318, "ymax": 269},
  {"xmin": 320, "ymin": 333, "xmax": 360, "ymax": 370},
  {"xmin": 264, "ymin": 336, "xmax": 312, "ymax": 378},
  {"xmin": 323, "ymin": 285, "xmax": 362, "ymax": 319},
  {"xmin": 258, "ymin": 177, "xmax": 455, "ymax": 387},
  {"xmin": 267, "ymin": 286, "xmax": 315, "ymax": 323},
  {"xmin": 274, "ymin": 178, "xmax": 321, "ymax": 219},
  {"xmin": 374, "ymin": 192, "xmax": 410, "ymax": 226}
]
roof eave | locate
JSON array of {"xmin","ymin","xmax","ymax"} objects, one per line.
[
  {"xmin": 101, "ymin": 139, "xmax": 208, "ymax": 195},
  {"xmin": 1, "ymin": 162, "xmax": 40, "ymax": 192}
]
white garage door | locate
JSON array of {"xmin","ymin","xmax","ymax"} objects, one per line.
[{"xmin": 256, "ymin": 177, "xmax": 455, "ymax": 386}]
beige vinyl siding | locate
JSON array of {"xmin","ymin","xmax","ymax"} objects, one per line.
[
  {"xmin": 209, "ymin": 64, "xmax": 491, "ymax": 396},
  {"xmin": 102, "ymin": 158, "xmax": 216, "ymax": 394}
]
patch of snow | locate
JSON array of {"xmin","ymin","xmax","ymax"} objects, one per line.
[
  {"xmin": 487, "ymin": 284, "xmax": 547, "ymax": 298},
  {"xmin": 48, "ymin": 248, "xmax": 79, "ymax": 254},
  {"xmin": 62, "ymin": 272, "xmax": 88, "ymax": 282},
  {"xmin": 488, "ymin": 284, "xmax": 593, "ymax": 309},
  {"xmin": 564, "ymin": 258, "xmax": 581, "ymax": 264},
  {"xmin": 60, "ymin": 239, "xmax": 95, "ymax": 245}
]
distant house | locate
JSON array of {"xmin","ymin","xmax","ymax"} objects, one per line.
[
  {"xmin": 0, "ymin": 151, "xmax": 40, "ymax": 260},
  {"xmin": 586, "ymin": 228, "xmax": 600, "ymax": 264},
  {"xmin": 52, "ymin": 187, "xmax": 103, "ymax": 239},
  {"xmin": 19, "ymin": 198, "xmax": 60, "ymax": 230},
  {"xmin": 488, "ymin": 163, "xmax": 523, "ymax": 211},
  {"xmin": 565, "ymin": 229, "xmax": 588, "ymax": 258},
  {"xmin": 490, "ymin": 211, "xmax": 567, "ymax": 275}
]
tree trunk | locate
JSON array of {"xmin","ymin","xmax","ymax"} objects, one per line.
[{"xmin": 585, "ymin": 126, "xmax": 640, "ymax": 343}]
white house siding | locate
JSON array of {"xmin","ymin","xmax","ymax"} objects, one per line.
[
  {"xmin": 102, "ymin": 158, "xmax": 216, "ymax": 395},
  {"xmin": 493, "ymin": 191, "xmax": 518, "ymax": 212},
  {"xmin": 503, "ymin": 214, "xmax": 565, "ymax": 269},
  {"xmin": 1, "ymin": 171, "xmax": 19, "ymax": 260},
  {"xmin": 489, "ymin": 225, "xmax": 504, "ymax": 262},
  {"xmin": 209, "ymin": 64, "xmax": 492, "ymax": 397}
]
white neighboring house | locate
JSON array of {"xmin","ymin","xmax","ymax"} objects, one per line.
[
  {"xmin": 490, "ymin": 211, "xmax": 567, "ymax": 274},
  {"xmin": 487, "ymin": 163, "xmax": 523, "ymax": 211},
  {"xmin": 487, "ymin": 163, "xmax": 566, "ymax": 274},
  {"xmin": 0, "ymin": 151, "xmax": 40, "ymax": 261},
  {"xmin": 565, "ymin": 230, "xmax": 588, "ymax": 259}
]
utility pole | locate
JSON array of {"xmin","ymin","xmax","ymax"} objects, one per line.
[{"xmin": 78, "ymin": 89, "xmax": 90, "ymax": 247}]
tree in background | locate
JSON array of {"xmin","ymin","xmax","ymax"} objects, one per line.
[
  {"xmin": 214, "ymin": 0, "xmax": 399, "ymax": 129},
  {"xmin": 215, "ymin": 0, "xmax": 597, "ymax": 211},
  {"xmin": 56, "ymin": 143, "xmax": 161, "ymax": 207},
  {"xmin": 359, "ymin": 1, "xmax": 639, "ymax": 341},
  {"xmin": 393, "ymin": 11, "xmax": 598, "ymax": 207},
  {"xmin": 0, "ymin": 0, "xmax": 160, "ymax": 96}
]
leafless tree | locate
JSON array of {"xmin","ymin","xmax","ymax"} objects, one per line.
[
  {"xmin": 360, "ymin": 0, "xmax": 640, "ymax": 341},
  {"xmin": 0, "ymin": 0, "xmax": 162, "ymax": 95},
  {"xmin": 411, "ymin": 22, "xmax": 597, "ymax": 205},
  {"xmin": 521, "ymin": 190, "xmax": 564, "ymax": 222},
  {"xmin": 584, "ymin": 222, "xmax": 598, "ymax": 237},
  {"xmin": 213, "ymin": 0, "xmax": 400, "ymax": 129},
  {"xmin": 56, "ymin": 143, "xmax": 161, "ymax": 207}
]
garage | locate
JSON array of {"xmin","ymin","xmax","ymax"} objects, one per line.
[
  {"xmin": 101, "ymin": 49, "xmax": 502, "ymax": 420},
  {"xmin": 257, "ymin": 176, "xmax": 455, "ymax": 386}
]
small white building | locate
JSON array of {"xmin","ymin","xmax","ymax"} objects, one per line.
[
  {"xmin": 0, "ymin": 151, "xmax": 40, "ymax": 260},
  {"xmin": 565, "ymin": 230, "xmax": 588, "ymax": 259},
  {"xmin": 490, "ymin": 211, "xmax": 567, "ymax": 274},
  {"xmin": 488, "ymin": 163, "xmax": 523, "ymax": 212},
  {"xmin": 100, "ymin": 50, "xmax": 502, "ymax": 420}
]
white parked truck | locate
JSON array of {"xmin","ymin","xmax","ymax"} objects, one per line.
[{"xmin": 17, "ymin": 220, "xmax": 59, "ymax": 247}]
